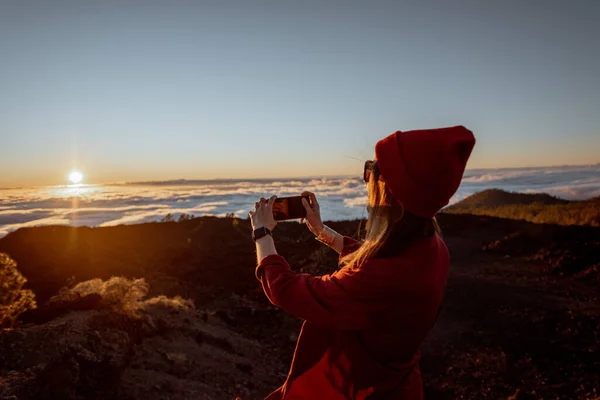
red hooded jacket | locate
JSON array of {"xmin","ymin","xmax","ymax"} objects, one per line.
[
  {"xmin": 256, "ymin": 126, "xmax": 475, "ymax": 399},
  {"xmin": 256, "ymin": 234, "xmax": 449, "ymax": 399}
]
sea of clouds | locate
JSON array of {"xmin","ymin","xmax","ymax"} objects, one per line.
[{"xmin": 1, "ymin": 164, "xmax": 598, "ymax": 237}]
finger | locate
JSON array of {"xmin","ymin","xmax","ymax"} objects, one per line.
[
  {"xmin": 301, "ymin": 191, "xmax": 314, "ymax": 197},
  {"xmin": 300, "ymin": 217, "xmax": 304, "ymax": 224},
  {"xmin": 310, "ymin": 193, "xmax": 319, "ymax": 209},
  {"xmin": 258, "ymin": 198, "xmax": 268, "ymax": 210},
  {"xmin": 266, "ymin": 198, "xmax": 275, "ymax": 212},
  {"xmin": 301, "ymin": 198, "xmax": 313, "ymax": 214}
]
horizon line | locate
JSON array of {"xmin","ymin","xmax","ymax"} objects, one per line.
[{"xmin": 1, "ymin": 161, "xmax": 599, "ymax": 190}]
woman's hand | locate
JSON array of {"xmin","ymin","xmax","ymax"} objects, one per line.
[
  {"xmin": 300, "ymin": 191, "xmax": 324, "ymax": 235},
  {"xmin": 249, "ymin": 195, "xmax": 278, "ymax": 231}
]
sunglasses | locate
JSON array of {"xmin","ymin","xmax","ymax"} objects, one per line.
[{"xmin": 363, "ymin": 160, "xmax": 382, "ymax": 183}]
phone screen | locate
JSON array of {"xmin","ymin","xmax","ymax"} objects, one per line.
[{"xmin": 272, "ymin": 196, "xmax": 310, "ymax": 221}]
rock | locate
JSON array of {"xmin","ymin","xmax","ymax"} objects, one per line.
[
  {"xmin": 18, "ymin": 294, "xmax": 103, "ymax": 325},
  {"xmin": 0, "ymin": 310, "xmax": 133, "ymax": 400}
]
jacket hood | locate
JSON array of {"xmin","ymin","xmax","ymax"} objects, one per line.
[{"xmin": 374, "ymin": 126, "xmax": 476, "ymax": 218}]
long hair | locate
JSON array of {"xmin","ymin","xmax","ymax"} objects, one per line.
[{"xmin": 340, "ymin": 163, "xmax": 441, "ymax": 270}]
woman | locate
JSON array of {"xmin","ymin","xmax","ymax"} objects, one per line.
[{"xmin": 249, "ymin": 126, "xmax": 475, "ymax": 399}]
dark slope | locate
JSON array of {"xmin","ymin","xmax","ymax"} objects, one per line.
[{"xmin": 0, "ymin": 215, "xmax": 599, "ymax": 399}]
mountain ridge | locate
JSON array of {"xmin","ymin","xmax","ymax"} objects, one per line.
[{"xmin": 444, "ymin": 189, "xmax": 599, "ymax": 226}]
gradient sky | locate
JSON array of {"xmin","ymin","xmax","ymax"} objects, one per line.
[{"xmin": 1, "ymin": 0, "xmax": 599, "ymax": 187}]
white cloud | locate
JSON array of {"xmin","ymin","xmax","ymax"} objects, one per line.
[
  {"xmin": 0, "ymin": 216, "xmax": 71, "ymax": 237},
  {"xmin": 344, "ymin": 196, "xmax": 367, "ymax": 208},
  {"xmin": 1, "ymin": 166, "xmax": 599, "ymax": 237}
]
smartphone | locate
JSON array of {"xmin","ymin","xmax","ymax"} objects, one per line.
[{"xmin": 272, "ymin": 195, "xmax": 310, "ymax": 221}]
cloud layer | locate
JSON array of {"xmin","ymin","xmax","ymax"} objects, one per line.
[{"xmin": 1, "ymin": 165, "xmax": 598, "ymax": 237}]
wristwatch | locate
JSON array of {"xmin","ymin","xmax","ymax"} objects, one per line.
[{"xmin": 252, "ymin": 227, "xmax": 272, "ymax": 242}]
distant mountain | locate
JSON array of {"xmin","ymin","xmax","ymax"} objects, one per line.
[
  {"xmin": 443, "ymin": 189, "xmax": 598, "ymax": 227},
  {"xmin": 447, "ymin": 189, "xmax": 570, "ymax": 210},
  {"xmin": 582, "ymin": 196, "xmax": 600, "ymax": 203}
]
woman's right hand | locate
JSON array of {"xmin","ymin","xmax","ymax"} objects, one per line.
[{"xmin": 300, "ymin": 191, "xmax": 324, "ymax": 236}]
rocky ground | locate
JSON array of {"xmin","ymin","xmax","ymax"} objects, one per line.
[{"xmin": 0, "ymin": 214, "xmax": 599, "ymax": 399}]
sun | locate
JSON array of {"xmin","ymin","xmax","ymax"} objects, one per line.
[{"xmin": 68, "ymin": 170, "xmax": 83, "ymax": 184}]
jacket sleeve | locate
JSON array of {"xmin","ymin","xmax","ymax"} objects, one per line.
[
  {"xmin": 338, "ymin": 236, "xmax": 362, "ymax": 262},
  {"xmin": 256, "ymin": 253, "xmax": 371, "ymax": 331}
]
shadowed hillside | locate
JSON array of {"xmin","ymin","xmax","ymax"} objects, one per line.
[
  {"xmin": 444, "ymin": 189, "xmax": 600, "ymax": 226},
  {"xmin": 448, "ymin": 189, "xmax": 570, "ymax": 208},
  {"xmin": 0, "ymin": 214, "xmax": 599, "ymax": 399}
]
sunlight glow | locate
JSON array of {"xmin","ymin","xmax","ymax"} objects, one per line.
[{"xmin": 68, "ymin": 170, "xmax": 83, "ymax": 184}]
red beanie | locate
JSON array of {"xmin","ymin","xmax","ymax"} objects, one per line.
[{"xmin": 374, "ymin": 126, "xmax": 475, "ymax": 218}]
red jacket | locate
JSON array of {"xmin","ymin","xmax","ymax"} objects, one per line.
[{"xmin": 255, "ymin": 234, "xmax": 450, "ymax": 399}]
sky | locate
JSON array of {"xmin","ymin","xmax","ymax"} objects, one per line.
[{"xmin": 1, "ymin": 0, "xmax": 599, "ymax": 187}]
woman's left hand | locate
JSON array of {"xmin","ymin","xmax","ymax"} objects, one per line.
[{"xmin": 249, "ymin": 195, "xmax": 278, "ymax": 231}]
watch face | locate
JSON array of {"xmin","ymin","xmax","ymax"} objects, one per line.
[
  {"xmin": 253, "ymin": 227, "xmax": 269, "ymax": 241},
  {"xmin": 252, "ymin": 228, "xmax": 265, "ymax": 241}
]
